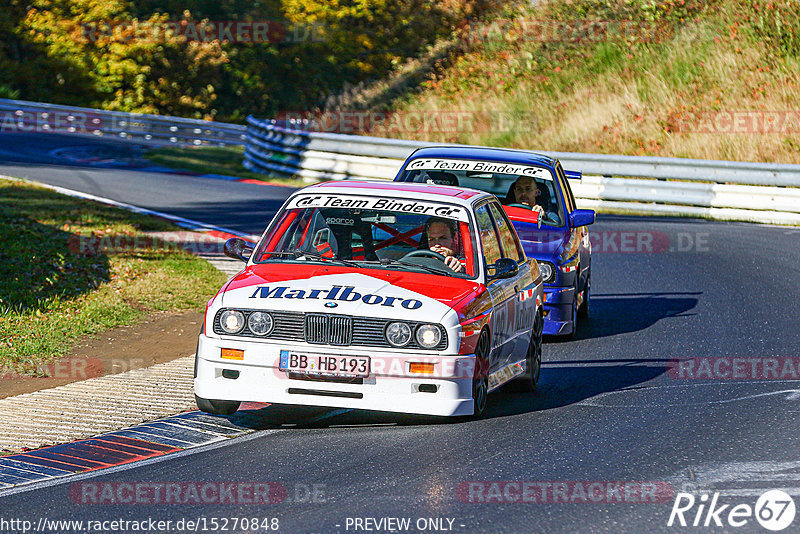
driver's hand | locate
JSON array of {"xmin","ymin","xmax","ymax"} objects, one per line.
[
  {"xmin": 444, "ymin": 256, "xmax": 464, "ymax": 272},
  {"xmin": 430, "ymin": 244, "xmax": 455, "ymax": 257},
  {"xmin": 532, "ymin": 205, "xmax": 545, "ymax": 216}
]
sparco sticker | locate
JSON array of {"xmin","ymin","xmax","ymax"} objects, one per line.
[
  {"xmin": 286, "ymin": 195, "xmax": 468, "ymax": 222},
  {"xmin": 405, "ymin": 158, "xmax": 553, "ymax": 180}
]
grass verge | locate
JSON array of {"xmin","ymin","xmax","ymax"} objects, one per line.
[
  {"xmin": 0, "ymin": 178, "xmax": 227, "ymax": 375},
  {"xmin": 342, "ymin": 0, "xmax": 800, "ymax": 163},
  {"xmin": 144, "ymin": 145, "xmax": 303, "ymax": 185}
]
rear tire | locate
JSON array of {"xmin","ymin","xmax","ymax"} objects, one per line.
[{"xmin": 195, "ymin": 394, "xmax": 240, "ymax": 416}]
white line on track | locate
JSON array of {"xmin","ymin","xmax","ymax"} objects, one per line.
[
  {"xmin": 576, "ymin": 380, "xmax": 800, "ymax": 407},
  {"xmin": 0, "ymin": 174, "xmax": 257, "ymax": 239}
]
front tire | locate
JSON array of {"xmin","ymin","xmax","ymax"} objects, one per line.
[
  {"xmin": 520, "ymin": 312, "xmax": 543, "ymax": 392},
  {"xmin": 471, "ymin": 330, "xmax": 490, "ymax": 418},
  {"xmin": 578, "ymin": 273, "xmax": 590, "ymax": 319},
  {"xmin": 195, "ymin": 394, "xmax": 240, "ymax": 416}
]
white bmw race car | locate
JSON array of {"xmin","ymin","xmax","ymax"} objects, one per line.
[{"xmin": 194, "ymin": 181, "xmax": 544, "ymax": 417}]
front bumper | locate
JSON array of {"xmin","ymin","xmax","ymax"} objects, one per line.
[
  {"xmin": 194, "ymin": 334, "xmax": 476, "ymax": 417},
  {"xmin": 543, "ymin": 285, "xmax": 575, "ymax": 336}
]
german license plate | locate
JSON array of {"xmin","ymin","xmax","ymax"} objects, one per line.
[{"xmin": 279, "ymin": 350, "xmax": 370, "ymax": 378}]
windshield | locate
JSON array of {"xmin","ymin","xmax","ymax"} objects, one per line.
[
  {"xmin": 253, "ymin": 193, "xmax": 478, "ymax": 278},
  {"xmin": 397, "ymin": 158, "xmax": 565, "ymax": 227}
]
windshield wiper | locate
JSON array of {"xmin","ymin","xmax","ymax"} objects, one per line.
[
  {"xmin": 260, "ymin": 250, "xmax": 359, "ymax": 267},
  {"xmin": 260, "ymin": 251, "xmax": 301, "ymax": 258},
  {"xmin": 377, "ymin": 258, "xmax": 451, "ymax": 276}
]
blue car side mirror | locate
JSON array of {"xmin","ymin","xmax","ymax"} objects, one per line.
[{"xmin": 569, "ymin": 209, "xmax": 595, "ymax": 228}]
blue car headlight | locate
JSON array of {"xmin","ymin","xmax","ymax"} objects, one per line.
[{"xmin": 537, "ymin": 261, "xmax": 556, "ymax": 283}]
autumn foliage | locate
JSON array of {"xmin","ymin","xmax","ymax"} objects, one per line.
[{"xmin": 0, "ymin": 0, "xmax": 497, "ymax": 121}]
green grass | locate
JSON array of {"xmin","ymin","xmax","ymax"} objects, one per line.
[
  {"xmin": 0, "ymin": 178, "xmax": 227, "ymax": 375},
  {"xmin": 145, "ymin": 145, "xmax": 304, "ymax": 186}
]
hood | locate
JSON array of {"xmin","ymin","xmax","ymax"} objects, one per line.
[{"xmin": 221, "ymin": 264, "xmax": 481, "ymax": 322}]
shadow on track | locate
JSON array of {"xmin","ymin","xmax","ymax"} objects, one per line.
[
  {"xmin": 493, "ymin": 358, "xmax": 669, "ymax": 417},
  {"xmin": 210, "ymin": 358, "xmax": 669, "ymax": 430},
  {"xmin": 562, "ymin": 292, "xmax": 701, "ymax": 341}
]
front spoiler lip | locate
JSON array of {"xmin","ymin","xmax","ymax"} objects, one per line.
[{"xmin": 542, "ymin": 285, "xmax": 575, "ymax": 335}]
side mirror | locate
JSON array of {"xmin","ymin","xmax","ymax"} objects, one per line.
[
  {"xmin": 223, "ymin": 237, "xmax": 254, "ymax": 262},
  {"xmin": 489, "ymin": 257, "xmax": 519, "ymax": 280},
  {"xmin": 569, "ymin": 209, "xmax": 595, "ymax": 228}
]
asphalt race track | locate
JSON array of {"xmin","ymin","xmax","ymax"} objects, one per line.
[
  {"xmin": 1, "ymin": 132, "xmax": 799, "ymax": 533},
  {"xmin": 0, "ymin": 132, "xmax": 291, "ymax": 235}
]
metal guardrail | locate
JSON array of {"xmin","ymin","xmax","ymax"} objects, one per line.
[
  {"xmin": 244, "ymin": 115, "xmax": 800, "ymax": 225},
  {"xmin": 0, "ymin": 98, "xmax": 246, "ymax": 146},
  {"xmin": 1, "ymin": 98, "xmax": 797, "ymax": 225}
]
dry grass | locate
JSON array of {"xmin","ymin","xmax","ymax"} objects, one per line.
[{"xmin": 347, "ymin": 0, "xmax": 800, "ymax": 163}]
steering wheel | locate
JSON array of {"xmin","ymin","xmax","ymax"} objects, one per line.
[
  {"xmin": 402, "ymin": 250, "xmax": 447, "ymax": 262},
  {"xmin": 507, "ymin": 203, "xmax": 533, "ymax": 210}
]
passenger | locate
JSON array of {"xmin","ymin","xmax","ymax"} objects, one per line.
[{"xmin": 421, "ymin": 217, "xmax": 464, "ymax": 273}]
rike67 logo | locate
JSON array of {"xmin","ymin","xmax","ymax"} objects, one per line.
[{"xmin": 668, "ymin": 490, "xmax": 796, "ymax": 531}]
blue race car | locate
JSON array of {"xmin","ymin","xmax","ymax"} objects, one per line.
[{"xmin": 393, "ymin": 146, "xmax": 594, "ymax": 336}]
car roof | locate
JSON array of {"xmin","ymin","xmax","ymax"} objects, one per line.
[
  {"xmin": 296, "ymin": 180, "xmax": 491, "ymax": 207},
  {"xmin": 405, "ymin": 146, "xmax": 557, "ymax": 168}
]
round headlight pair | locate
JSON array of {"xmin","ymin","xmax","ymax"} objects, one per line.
[
  {"xmin": 385, "ymin": 322, "xmax": 441, "ymax": 349},
  {"xmin": 219, "ymin": 310, "xmax": 273, "ymax": 336}
]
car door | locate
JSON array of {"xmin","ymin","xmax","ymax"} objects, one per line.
[
  {"xmin": 487, "ymin": 201, "xmax": 534, "ymax": 367},
  {"xmin": 474, "ymin": 202, "xmax": 511, "ymax": 373}
]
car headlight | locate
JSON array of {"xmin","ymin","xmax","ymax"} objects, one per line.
[
  {"xmin": 247, "ymin": 311, "xmax": 274, "ymax": 336},
  {"xmin": 416, "ymin": 324, "xmax": 442, "ymax": 349},
  {"xmin": 385, "ymin": 322, "xmax": 412, "ymax": 347},
  {"xmin": 219, "ymin": 310, "xmax": 245, "ymax": 334},
  {"xmin": 537, "ymin": 261, "xmax": 556, "ymax": 283}
]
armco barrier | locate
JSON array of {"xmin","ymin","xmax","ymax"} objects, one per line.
[
  {"xmin": 1, "ymin": 98, "xmax": 797, "ymax": 225},
  {"xmin": 243, "ymin": 115, "xmax": 800, "ymax": 225},
  {"xmin": 0, "ymin": 98, "xmax": 246, "ymax": 146}
]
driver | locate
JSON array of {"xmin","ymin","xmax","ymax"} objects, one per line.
[
  {"xmin": 505, "ymin": 176, "xmax": 557, "ymax": 221},
  {"xmin": 421, "ymin": 217, "xmax": 464, "ymax": 273}
]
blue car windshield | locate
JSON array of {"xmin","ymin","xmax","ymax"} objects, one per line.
[{"xmin": 397, "ymin": 159, "xmax": 565, "ymax": 227}]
